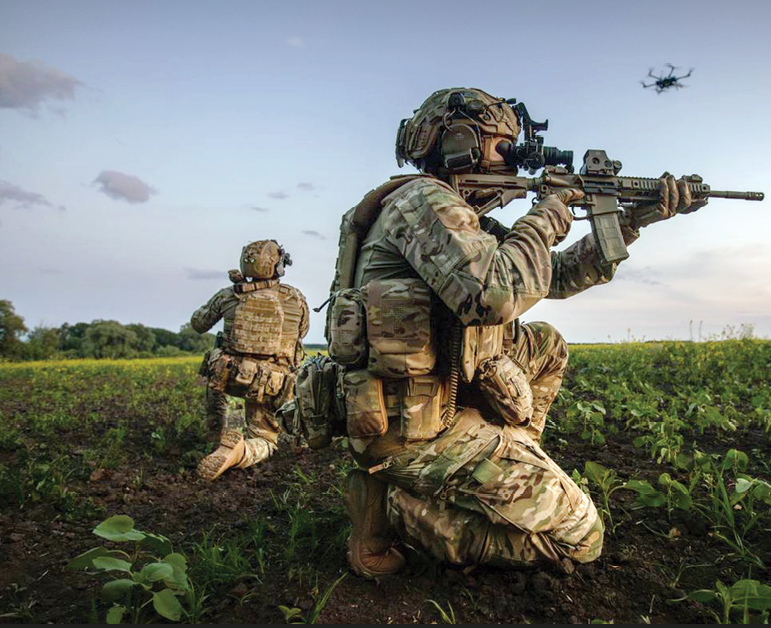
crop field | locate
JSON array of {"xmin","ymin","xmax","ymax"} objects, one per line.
[{"xmin": 1, "ymin": 340, "xmax": 771, "ymax": 624}]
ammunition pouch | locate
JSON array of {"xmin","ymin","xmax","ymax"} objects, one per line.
[
  {"xmin": 475, "ymin": 354, "xmax": 533, "ymax": 426},
  {"xmin": 398, "ymin": 375, "xmax": 446, "ymax": 442},
  {"xmin": 244, "ymin": 362, "xmax": 291, "ymax": 406},
  {"xmin": 293, "ymin": 356, "xmax": 346, "ymax": 449},
  {"xmin": 326, "ymin": 288, "xmax": 367, "ymax": 368},
  {"xmin": 363, "ymin": 277, "xmax": 435, "ymax": 379},
  {"xmin": 207, "ymin": 350, "xmax": 293, "ymax": 408},
  {"xmin": 344, "ymin": 369, "xmax": 388, "ymax": 440}
]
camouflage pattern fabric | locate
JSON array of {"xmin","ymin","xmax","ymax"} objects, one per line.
[
  {"xmin": 338, "ymin": 175, "xmax": 622, "ymax": 567},
  {"xmin": 355, "ymin": 177, "xmax": 630, "ymax": 322},
  {"xmin": 327, "ymin": 288, "xmax": 367, "ymax": 367},
  {"xmin": 191, "ymin": 277, "xmax": 309, "ymax": 470},
  {"xmin": 507, "ymin": 321, "xmax": 569, "ymax": 442},
  {"xmin": 363, "ymin": 277, "xmax": 435, "ymax": 378},
  {"xmin": 231, "ymin": 288, "xmax": 284, "ymax": 355},
  {"xmin": 238, "ymin": 401, "xmax": 279, "ymax": 466},
  {"xmin": 205, "ymin": 387, "xmax": 230, "ymax": 435},
  {"xmin": 380, "ymin": 408, "xmax": 603, "ymax": 567},
  {"xmin": 191, "ymin": 281, "xmax": 309, "ymax": 363}
]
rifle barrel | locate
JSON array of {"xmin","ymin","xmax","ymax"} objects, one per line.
[{"xmin": 708, "ymin": 190, "xmax": 764, "ymax": 201}]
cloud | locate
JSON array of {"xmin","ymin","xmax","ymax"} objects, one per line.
[
  {"xmin": 614, "ymin": 266, "xmax": 663, "ymax": 286},
  {"xmin": 93, "ymin": 170, "xmax": 156, "ymax": 204},
  {"xmin": 0, "ymin": 180, "xmax": 66, "ymax": 211},
  {"xmin": 185, "ymin": 268, "xmax": 223, "ymax": 281},
  {"xmin": 297, "ymin": 182, "xmax": 315, "ymax": 191},
  {"xmin": 0, "ymin": 53, "xmax": 83, "ymax": 114},
  {"xmin": 251, "ymin": 205, "xmax": 270, "ymax": 213},
  {"xmin": 286, "ymin": 36, "xmax": 304, "ymax": 47},
  {"xmin": 269, "ymin": 191, "xmax": 289, "ymax": 200},
  {"xmin": 37, "ymin": 267, "xmax": 64, "ymax": 275},
  {"xmin": 302, "ymin": 230, "xmax": 326, "ymax": 240}
]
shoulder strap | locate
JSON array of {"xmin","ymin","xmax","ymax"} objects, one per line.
[
  {"xmin": 334, "ymin": 175, "xmax": 424, "ymax": 291},
  {"xmin": 234, "ymin": 278, "xmax": 280, "ymax": 294}
]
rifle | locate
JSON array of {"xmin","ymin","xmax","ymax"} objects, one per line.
[{"xmin": 450, "ymin": 103, "xmax": 765, "ymax": 266}]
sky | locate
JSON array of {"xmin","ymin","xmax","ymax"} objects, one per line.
[{"xmin": 0, "ymin": 0, "xmax": 769, "ymax": 344}]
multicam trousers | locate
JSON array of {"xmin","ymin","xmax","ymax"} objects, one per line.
[
  {"xmin": 205, "ymin": 385, "xmax": 279, "ymax": 466},
  {"xmin": 378, "ymin": 321, "xmax": 602, "ymax": 568},
  {"xmin": 509, "ymin": 320, "xmax": 570, "ymax": 442}
]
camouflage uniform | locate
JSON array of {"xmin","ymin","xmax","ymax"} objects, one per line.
[
  {"xmin": 191, "ymin": 241, "xmax": 309, "ymax": 478},
  {"xmin": 342, "ymin": 176, "xmax": 625, "ymax": 569},
  {"xmin": 331, "ymin": 87, "xmax": 701, "ymax": 576}
]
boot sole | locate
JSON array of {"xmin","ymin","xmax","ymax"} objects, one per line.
[{"xmin": 197, "ymin": 432, "xmax": 244, "ymax": 481}]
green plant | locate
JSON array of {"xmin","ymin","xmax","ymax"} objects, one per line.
[
  {"xmin": 67, "ymin": 514, "xmax": 196, "ymax": 624},
  {"xmin": 425, "ymin": 599, "xmax": 457, "ymax": 624},
  {"xmin": 189, "ymin": 522, "xmax": 265, "ymax": 587},
  {"xmin": 567, "ymin": 400, "xmax": 608, "ymax": 446},
  {"xmin": 582, "ymin": 461, "xmax": 624, "ymax": 530},
  {"xmin": 673, "ymin": 578, "xmax": 771, "ymax": 624},
  {"xmin": 277, "ymin": 573, "xmax": 346, "ymax": 624},
  {"xmin": 694, "ymin": 450, "xmax": 769, "ymax": 566}
]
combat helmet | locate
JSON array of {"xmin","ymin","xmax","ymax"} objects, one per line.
[
  {"xmin": 239, "ymin": 240, "xmax": 291, "ymax": 279},
  {"xmin": 395, "ymin": 87, "xmax": 521, "ymax": 176}
]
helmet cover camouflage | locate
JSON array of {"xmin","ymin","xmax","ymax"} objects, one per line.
[
  {"xmin": 240, "ymin": 240, "xmax": 291, "ymax": 279},
  {"xmin": 395, "ymin": 87, "xmax": 521, "ymax": 174}
]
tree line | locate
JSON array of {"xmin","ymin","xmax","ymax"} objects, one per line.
[{"xmin": 0, "ymin": 299, "xmax": 215, "ymax": 361}]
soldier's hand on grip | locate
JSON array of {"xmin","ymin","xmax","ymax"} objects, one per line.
[
  {"xmin": 525, "ymin": 188, "xmax": 584, "ymax": 244},
  {"xmin": 626, "ymin": 173, "xmax": 709, "ymax": 229}
]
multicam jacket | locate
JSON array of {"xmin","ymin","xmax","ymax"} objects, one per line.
[
  {"xmin": 346, "ymin": 176, "xmax": 637, "ymax": 463},
  {"xmin": 354, "ymin": 176, "xmax": 638, "ymax": 319}
]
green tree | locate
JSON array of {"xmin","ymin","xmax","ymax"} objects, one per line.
[
  {"xmin": 82, "ymin": 320, "xmax": 140, "ymax": 359},
  {"xmin": 149, "ymin": 327, "xmax": 180, "ymax": 349},
  {"xmin": 0, "ymin": 299, "xmax": 28, "ymax": 359},
  {"xmin": 177, "ymin": 323, "xmax": 215, "ymax": 353},
  {"xmin": 26, "ymin": 325, "xmax": 61, "ymax": 360},
  {"xmin": 127, "ymin": 324, "xmax": 157, "ymax": 354},
  {"xmin": 59, "ymin": 322, "xmax": 91, "ymax": 356}
]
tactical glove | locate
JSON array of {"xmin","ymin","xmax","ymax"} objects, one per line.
[
  {"xmin": 523, "ymin": 188, "xmax": 584, "ymax": 245},
  {"xmin": 624, "ymin": 173, "xmax": 708, "ymax": 230}
]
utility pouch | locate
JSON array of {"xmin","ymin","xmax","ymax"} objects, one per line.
[
  {"xmin": 295, "ymin": 356, "xmax": 345, "ymax": 449},
  {"xmin": 327, "ymin": 288, "xmax": 367, "ymax": 367},
  {"xmin": 208, "ymin": 351, "xmax": 233, "ymax": 393},
  {"xmin": 235, "ymin": 357, "xmax": 259, "ymax": 387},
  {"xmin": 344, "ymin": 369, "xmax": 388, "ymax": 439},
  {"xmin": 266, "ymin": 368, "xmax": 286, "ymax": 397},
  {"xmin": 461, "ymin": 325, "xmax": 505, "ymax": 383},
  {"xmin": 364, "ymin": 277, "xmax": 435, "ymax": 378},
  {"xmin": 401, "ymin": 375, "xmax": 445, "ymax": 442},
  {"xmin": 476, "ymin": 354, "xmax": 533, "ymax": 426},
  {"xmin": 245, "ymin": 363, "xmax": 288, "ymax": 403}
]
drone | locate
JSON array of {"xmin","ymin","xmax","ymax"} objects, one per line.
[{"xmin": 641, "ymin": 64, "xmax": 693, "ymax": 93}]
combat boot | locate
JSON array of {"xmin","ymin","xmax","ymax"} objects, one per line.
[
  {"xmin": 345, "ymin": 469, "xmax": 406, "ymax": 579},
  {"xmin": 196, "ymin": 430, "xmax": 246, "ymax": 481}
]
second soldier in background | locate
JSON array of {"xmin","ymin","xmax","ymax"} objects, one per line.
[{"xmin": 191, "ymin": 240, "xmax": 309, "ymax": 480}]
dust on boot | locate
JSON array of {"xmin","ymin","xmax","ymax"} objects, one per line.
[
  {"xmin": 345, "ymin": 469, "xmax": 406, "ymax": 579},
  {"xmin": 196, "ymin": 429, "xmax": 247, "ymax": 481}
]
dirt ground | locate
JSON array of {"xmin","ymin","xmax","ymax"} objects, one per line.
[{"xmin": 3, "ymin": 423, "xmax": 768, "ymax": 625}]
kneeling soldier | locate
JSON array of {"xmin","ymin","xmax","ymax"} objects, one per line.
[{"xmin": 191, "ymin": 240, "xmax": 309, "ymax": 480}]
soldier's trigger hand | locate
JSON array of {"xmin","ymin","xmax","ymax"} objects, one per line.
[{"xmin": 552, "ymin": 187, "xmax": 585, "ymax": 206}]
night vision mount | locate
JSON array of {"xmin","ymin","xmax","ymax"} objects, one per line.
[{"xmin": 497, "ymin": 100, "xmax": 574, "ymax": 175}]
